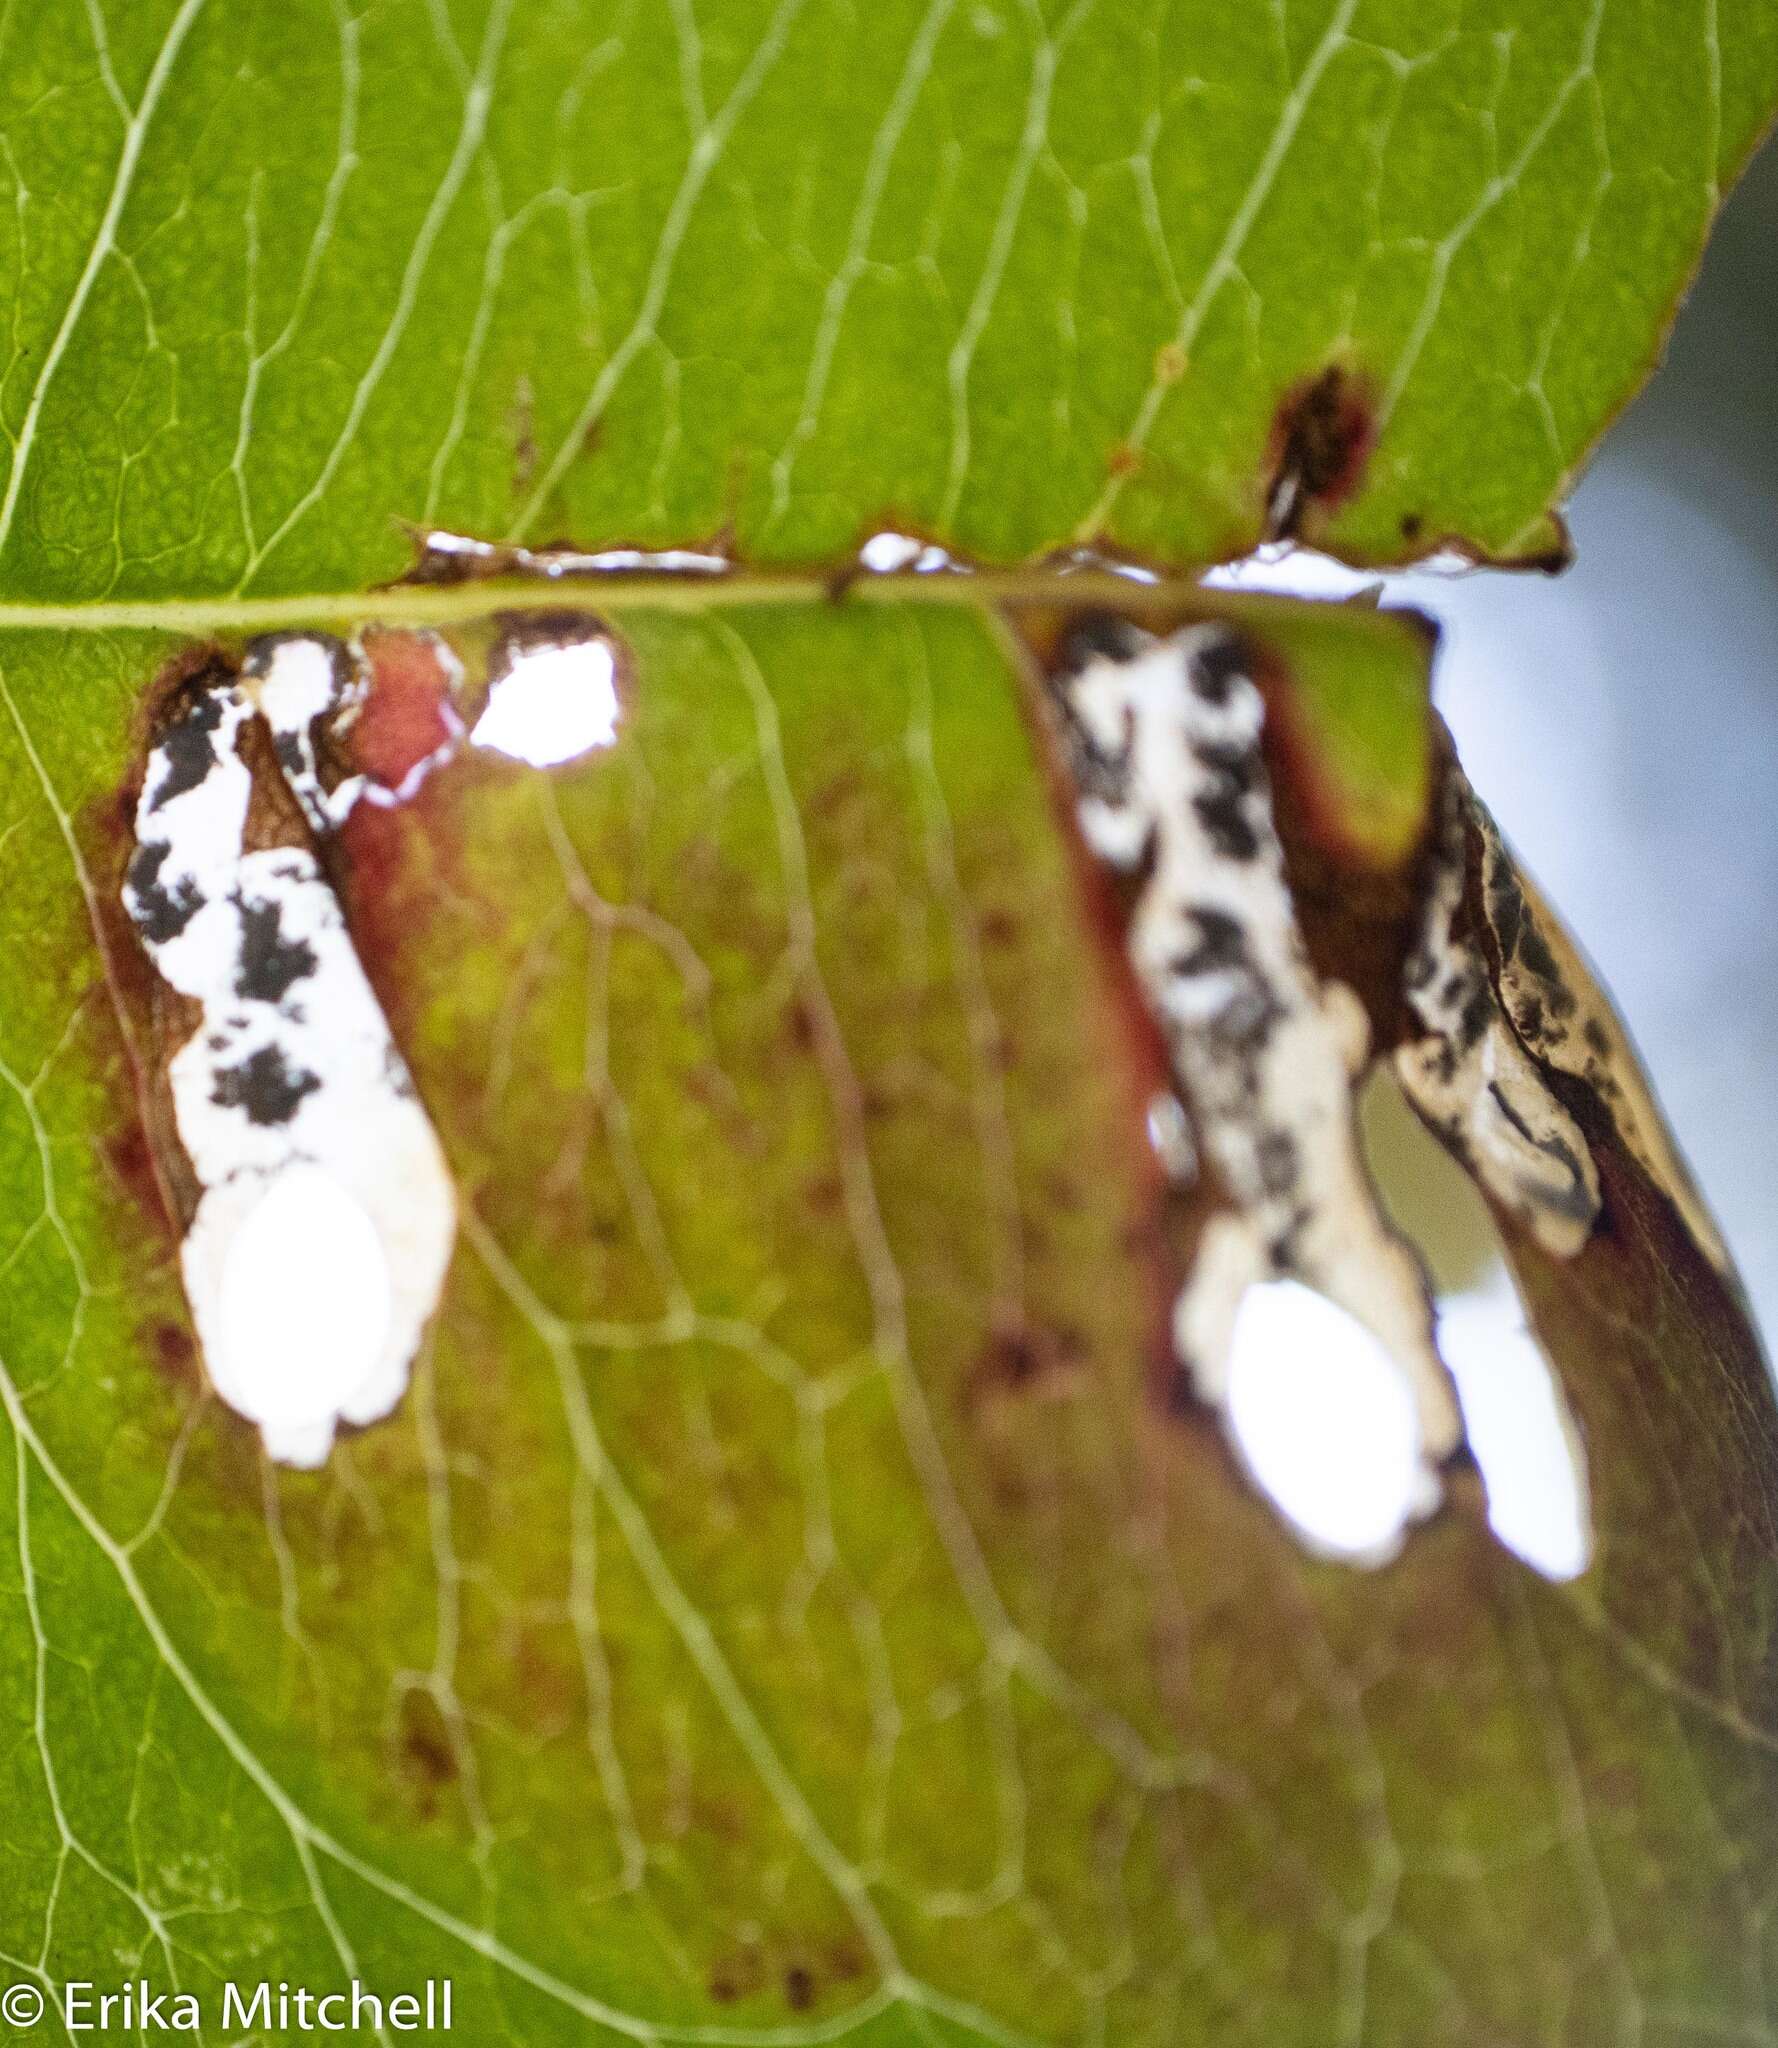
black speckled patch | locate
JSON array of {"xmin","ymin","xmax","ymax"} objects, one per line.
[
  {"xmin": 209, "ymin": 1043, "xmax": 322, "ymax": 1126},
  {"xmin": 234, "ymin": 893, "xmax": 319, "ymax": 1005},
  {"xmin": 1169, "ymin": 906, "xmax": 1249, "ymax": 979},
  {"xmin": 148, "ymin": 692, "xmax": 228, "ymax": 812},
  {"xmin": 126, "ymin": 840, "xmax": 205, "ymax": 944},
  {"xmin": 1061, "ymin": 612, "xmax": 1148, "ymax": 676},
  {"xmin": 1188, "ymin": 635, "xmax": 1249, "ymax": 706},
  {"xmin": 1187, "ymin": 726, "xmax": 1265, "ymax": 863},
  {"xmin": 1191, "ymin": 782, "xmax": 1261, "ymax": 863}
]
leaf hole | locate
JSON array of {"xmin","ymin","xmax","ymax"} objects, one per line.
[
  {"xmin": 1361, "ymin": 1069, "xmax": 1592, "ymax": 1581},
  {"xmin": 471, "ymin": 627, "xmax": 621, "ymax": 767},
  {"xmin": 1224, "ymin": 1278, "xmax": 1429, "ymax": 1563},
  {"xmin": 212, "ymin": 1163, "xmax": 393, "ymax": 1463}
]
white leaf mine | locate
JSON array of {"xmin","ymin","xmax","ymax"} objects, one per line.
[
  {"xmin": 239, "ymin": 631, "xmax": 364, "ymax": 831},
  {"xmin": 124, "ymin": 638, "xmax": 456, "ymax": 1466},
  {"xmin": 1047, "ymin": 623, "xmax": 1460, "ymax": 1557},
  {"xmin": 415, "ymin": 528, "xmax": 731, "ymax": 580},
  {"xmin": 1394, "ymin": 772, "xmax": 1601, "ymax": 1257},
  {"xmin": 855, "ymin": 530, "xmax": 962, "ymax": 576}
]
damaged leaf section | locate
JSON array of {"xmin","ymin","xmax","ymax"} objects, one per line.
[
  {"xmin": 469, "ymin": 614, "xmax": 623, "ymax": 767},
  {"xmin": 245, "ymin": 627, "xmax": 467, "ymax": 814},
  {"xmin": 1264, "ymin": 367, "xmax": 1377, "ymax": 542},
  {"xmin": 1394, "ymin": 769, "xmax": 1602, "ymax": 1257},
  {"xmin": 1042, "ymin": 620, "xmax": 1459, "ymax": 1558},
  {"xmin": 1472, "ymin": 788, "xmax": 1733, "ymax": 1274},
  {"xmin": 409, "ymin": 528, "xmax": 731, "ymax": 583},
  {"xmin": 1362, "ymin": 1070, "xmax": 1592, "ymax": 1582},
  {"xmin": 123, "ymin": 637, "xmax": 456, "ymax": 1465}
]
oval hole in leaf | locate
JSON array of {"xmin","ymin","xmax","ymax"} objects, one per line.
[
  {"xmin": 471, "ymin": 636, "xmax": 620, "ymax": 767},
  {"xmin": 1437, "ymin": 1264, "xmax": 1591, "ymax": 1581},
  {"xmin": 1224, "ymin": 1278, "xmax": 1426, "ymax": 1563},
  {"xmin": 1362, "ymin": 1069, "xmax": 1592, "ymax": 1581},
  {"xmin": 217, "ymin": 1162, "xmax": 392, "ymax": 1439}
]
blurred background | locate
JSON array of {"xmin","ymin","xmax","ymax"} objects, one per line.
[{"xmin": 1229, "ymin": 139, "xmax": 1778, "ymax": 1350}]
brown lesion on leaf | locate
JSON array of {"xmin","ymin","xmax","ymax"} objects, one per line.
[
  {"xmin": 1000, "ymin": 608, "xmax": 1225, "ymax": 1422},
  {"xmin": 1273, "ymin": 818, "xmax": 1422, "ymax": 1048},
  {"xmin": 1004, "ymin": 601, "xmax": 1481, "ymax": 1490},
  {"xmin": 1265, "ymin": 364, "xmax": 1378, "ymax": 541},
  {"xmin": 966, "ymin": 1317, "xmax": 1091, "ymax": 1411},
  {"xmin": 706, "ymin": 1935, "xmax": 867, "ymax": 2017},
  {"xmin": 392, "ymin": 1684, "xmax": 460, "ymax": 1820},
  {"xmin": 150, "ymin": 1317, "xmax": 199, "ymax": 1386},
  {"xmin": 90, "ymin": 644, "xmax": 246, "ymax": 1247},
  {"xmin": 348, "ymin": 627, "xmax": 462, "ymax": 789}
]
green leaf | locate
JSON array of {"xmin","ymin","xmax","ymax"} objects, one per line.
[
  {"xmin": 0, "ymin": 0, "xmax": 1772, "ymax": 596},
  {"xmin": 0, "ymin": 2, "xmax": 1775, "ymax": 2042}
]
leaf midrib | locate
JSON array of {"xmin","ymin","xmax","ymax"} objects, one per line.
[{"xmin": 0, "ymin": 568, "xmax": 1212, "ymax": 634}]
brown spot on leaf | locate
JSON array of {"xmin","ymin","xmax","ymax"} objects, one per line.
[
  {"xmin": 969, "ymin": 1318, "xmax": 1089, "ymax": 1409},
  {"xmin": 151, "ymin": 1318, "xmax": 197, "ymax": 1384},
  {"xmin": 1107, "ymin": 442, "xmax": 1143, "ymax": 479},
  {"xmin": 784, "ymin": 994, "xmax": 819, "ymax": 1055},
  {"xmin": 707, "ymin": 1948, "xmax": 765, "ymax": 2006},
  {"xmin": 396, "ymin": 1688, "xmax": 458, "ymax": 1818},
  {"xmin": 978, "ymin": 905, "xmax": 1019, "ymax": 949},
  {"xmin": 1266, "ymin": 365, "xmax": 1377, "ymax": 539}
]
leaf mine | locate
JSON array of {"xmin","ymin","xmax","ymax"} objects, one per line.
[
  {"xmin": 1470, "ymin": 780, "xmax": 1734, "ymax": 1274},
  {"xmin": 407, "ymin": 527, "xmax": 733, "ymax": 584},
  {"xmin": 14, "ymin": 586, "xmax": 1773, "ymax": 2033},
  {"xmin": 1039, "ymin": 617, "xmax": 1460, "ymax": 1559},
  {"xmin": 123, "ymin": 636, "xmax": 456, "ymax": 1466},
  {"xmin": 1394, "ymin": 767, "xmax": 1602, "ymax": 1258}
]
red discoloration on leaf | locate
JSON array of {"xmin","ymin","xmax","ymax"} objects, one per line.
[
  {"xmin": 349, "ymin": 628, "xmax": 461, "ymax": 790},
  {"xmin": 83, "ymin": 764, "xmax": 198, "ymax": 1245},
  {"xmin": 334, "ymin": 798, "xmax": 430, "ymax": 1035}
]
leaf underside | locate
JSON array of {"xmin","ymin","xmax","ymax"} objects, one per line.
[
  {"xmin": 2, "ymin": 603, "xmax": 1775, "ymax": 2043},
  {"xmin": 0, "ymin": 1, "xmax": 1776, "ymax": 2042}
]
